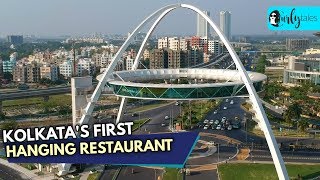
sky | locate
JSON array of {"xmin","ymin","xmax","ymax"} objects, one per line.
[{"xmin": 0, "ymin": 0, "xmax": 319, "ymax": 37}]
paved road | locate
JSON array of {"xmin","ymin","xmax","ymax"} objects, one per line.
[
  {"xmin": 101, "ymin": 102, "xmax": 181, "ymax": 180},
  {"xmin": 0, "ymin": 164, "xmax": 24, "ymax": 180}
]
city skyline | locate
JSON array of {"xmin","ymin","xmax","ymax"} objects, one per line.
[{"xmin": 0, "ymin": 0, "xmax": 319, "ymax": 37}]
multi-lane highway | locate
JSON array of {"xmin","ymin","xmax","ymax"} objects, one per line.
[{"xmin": 101, "ymin": 97, "xmax": 320, "ymax": 180}]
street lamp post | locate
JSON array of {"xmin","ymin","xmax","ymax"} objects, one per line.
[{"xmin": 217, "ymin": 143, "xmax": 220, "ymax": 163}]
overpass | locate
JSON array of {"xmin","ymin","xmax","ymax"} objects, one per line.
[
  {"xmin": 0, "ymin": 86, "xmax": 72, "ymax": 113},
  {"xmin": 0, "ymin": 86, "xmax": 71, "ymax": 101}
]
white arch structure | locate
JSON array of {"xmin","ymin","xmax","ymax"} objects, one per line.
[{"xmin": 62, "ymin": 4, "xmax": 289, "ymax": 179}]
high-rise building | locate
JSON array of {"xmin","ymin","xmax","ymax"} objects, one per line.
[
  {"xmin": 59, "ymin": 60, "xmax": 73, "ymax": 78},
  {"xmin": 40, "ymin": 64, "xmax": 59, "ymax": 81},
  {"xmin": 126, "ymin": 55, "xmax": 134, "ymax": 70},
  {"xmin": 158, "ymin": 37, "xmax": 169, "ymax": 49},
  {"xmin": 77, "ymin": 58, "xmax": 96, "ymax": 76},
  {"xmin": 187, "ymin": 49, "xmax": 203, "ymax": 67},
  {"xmin": 7, "ymin": 35, "xmax": 23, "ymax": 44},
  {"xmin": 286, "ymin": 38, "xmax": 310, "ymax": 51},
  {"xmin": 167, "ymin": 49, "xmax": 183, "ymax": 69},
  {"xmin": 150, "ymin": 49, "xmax": 168, "ymax": 69},
  {"xmin": 26, "ymin": 62, "xmax": 41, "ymax": 83},
  {"xmin": 220, "ymin": 11, "xmax": 231, "ymax": 41},
  {"xmin": 208, "ymin": 40, "xmax": 222, "ymax": 57},
  {"xmin": 13, "ymin": 64, "xmax": 27, "ymax": 83},
  {"xmin": 197, "ymin": 11, "xmax": 210, "ymax": 38},
  {"xmin": 0, "ymin": 59, "xmax": 3, "ymax": 78}
]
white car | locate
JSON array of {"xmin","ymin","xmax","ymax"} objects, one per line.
[
  {"xmin": 165, "ymin": 116, "xmax": 169, "ymax": 120},
  {"xmin": 226, "ymin": 99, "xmax": 229, "ymax": 102},
  {"xmin": 203, "ymin": 119, "xmax": 209, "ymax": 124},
  {"xmin": 223, "ymin": 106, "xmax": 227, "ymax": 110},
  {"xmin": 227, "ymin": 125, "xmax": 232, "ymax": 131},
  {"xmin": 230, "ymin": 100, "xmax": 234, "ymax": 104},
  {"xmin": 175, "ymin": 102, "xmax": 179, "ymax": 106},
  {"xmin": 203, "ymin": 125, "xmax": 209, "ymax": 130},
  {"xmin": 213, "ymin": 110, "xmax": 218, "ymax": 114},
  {"xmin": 216, "ymin": 125, "xmax": 221, "ymax": 130},
  {"xmin": 222, "ymin": 117, "xmax": 226, "ymax": 120},
  {"xmin": 214, "ymin": 120, "xmax": 220, "ymax": 125},
  {"xmin": 209, "ymin": 120, "xmax": 214, "ymax": 124}
]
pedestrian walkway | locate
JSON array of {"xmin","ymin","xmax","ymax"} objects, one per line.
[
  {"xmin": 236, "ymin": 148, "xmax": 250, "ymax": 160},
  {"xmin": 0, "ymin": 158, "xmax": 38, "ymax": 179}
]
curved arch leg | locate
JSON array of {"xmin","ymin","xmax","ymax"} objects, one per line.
[{"xmin": 180, "ymin": 4, "xmax": 289, "ymax": 180}]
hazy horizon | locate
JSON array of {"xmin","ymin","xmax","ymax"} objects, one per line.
[{"xmin": 0, "ymin": 0, "xmax": 319, "ymax": 37}]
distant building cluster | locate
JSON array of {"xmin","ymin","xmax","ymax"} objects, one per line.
[
  {"xmin": 7, "ymin": 35, "xmax": 23, "ymax": 44},
  {"xmin": 0, "ymin": 44, "xmax": 122, "ymax": 84},
  {"xmin": 64, "ymin": 37, "xmax": 105, "ymax": 44}
]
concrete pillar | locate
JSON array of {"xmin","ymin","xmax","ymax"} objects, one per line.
[{"xmin": 71, "ymin": 77, "xmax": 93, "ymax": 126}]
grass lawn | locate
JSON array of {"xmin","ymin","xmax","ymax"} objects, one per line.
[
  {"xmin": 20, "ymin": 163, "xmax": 37, "ymax": 170},
  {"xmin": 3, "ymin": 94, "xmax": 71, "ymax": 107},
  {"xmin": 132, "ymin": 118, "xmax": 151, "ymax": 131},
  {"xmin": 218, "ymin": 163, "xmax": 320, "ymax": 180},
  {"xmin": 87, "ymin": 172, "xmax": 101, "ymax": 180},
  {"xmin": 163, "ymin": 168, "xmax": 183, "ymax": 180},
  {"xmin": 128, "ymin": 102, "xmax": 170, "ymax": 113}
]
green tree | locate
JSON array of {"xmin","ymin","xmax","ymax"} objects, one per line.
[
  {"xmin": 284, "ymin": 103, "xmax": 302, "ymax": 124},
  {"xmin": 0, "ymin": 120, "xmax": 18, "ymax": 130},
  {"xmin": 297, "ymin": 119, "xmax": 309, "ymax": 132},
  {"xmin": 255, "ymin": 55, "xmax": 267, "ymax": 73}
]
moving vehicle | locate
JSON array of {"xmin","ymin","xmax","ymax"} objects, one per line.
[
  {"xmin": 175, "ymin": 102, "xmax": 179, "ymax": 106},
  {"xmin": 226, "ymin": 99, "xmax": 229, "ymax": 102},
  {"xmin": 131, "ymin": 113, "xmax": 138, "ymax": 117},
  {"xmin": 161, "ymin": 123, "xmax": 166, "ymax": 127},
  {"xmin": 165, "ymin": 115, "xmax": 169, "ymax": 120}
]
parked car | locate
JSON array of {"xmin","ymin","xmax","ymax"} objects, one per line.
[
  {"xmin": 223, "ymin": 106, "xmax": 227, "ymax": 110},
  {"xmin": 226, "ymin": 99, "xmax": 229, "ymax": 102},
  {"xmin": 203, "ymin": 119, "xmax": 209, "ymax": 124},
  {"xmin": 175, "ymin": 102, "xmax": 179, "ymax": 106},
  {"xmin": 165, "ymin": 115, "xmax": 169, "ymax": 120},
  {"xmin": 230, "ymin": 100, "xmax": 234, "ymax": 104},
  {"xmin": 203, "ymin": 125, "xmax": 209, "ymax": 130},
  {"xmin": 161, "ymin": 123, "xmax": 166, "ymax": 127},
  {"xmin": 227, "ymin": 125, "xmax": 233, "ymax": 131},
  {"xmin": 214, "ymin": 120, "xmax": 220, "ymax": 125},
  {"xmin": 209, "ymin": 120, "xmax": 214, "ymax": 124},
  {"xmin": 214, "ymin": 110, "xmax": 218, "ymax": 114},
  {"xmin": 216, "ymin": 125, "xmax": 221, "ymax": 130}
]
